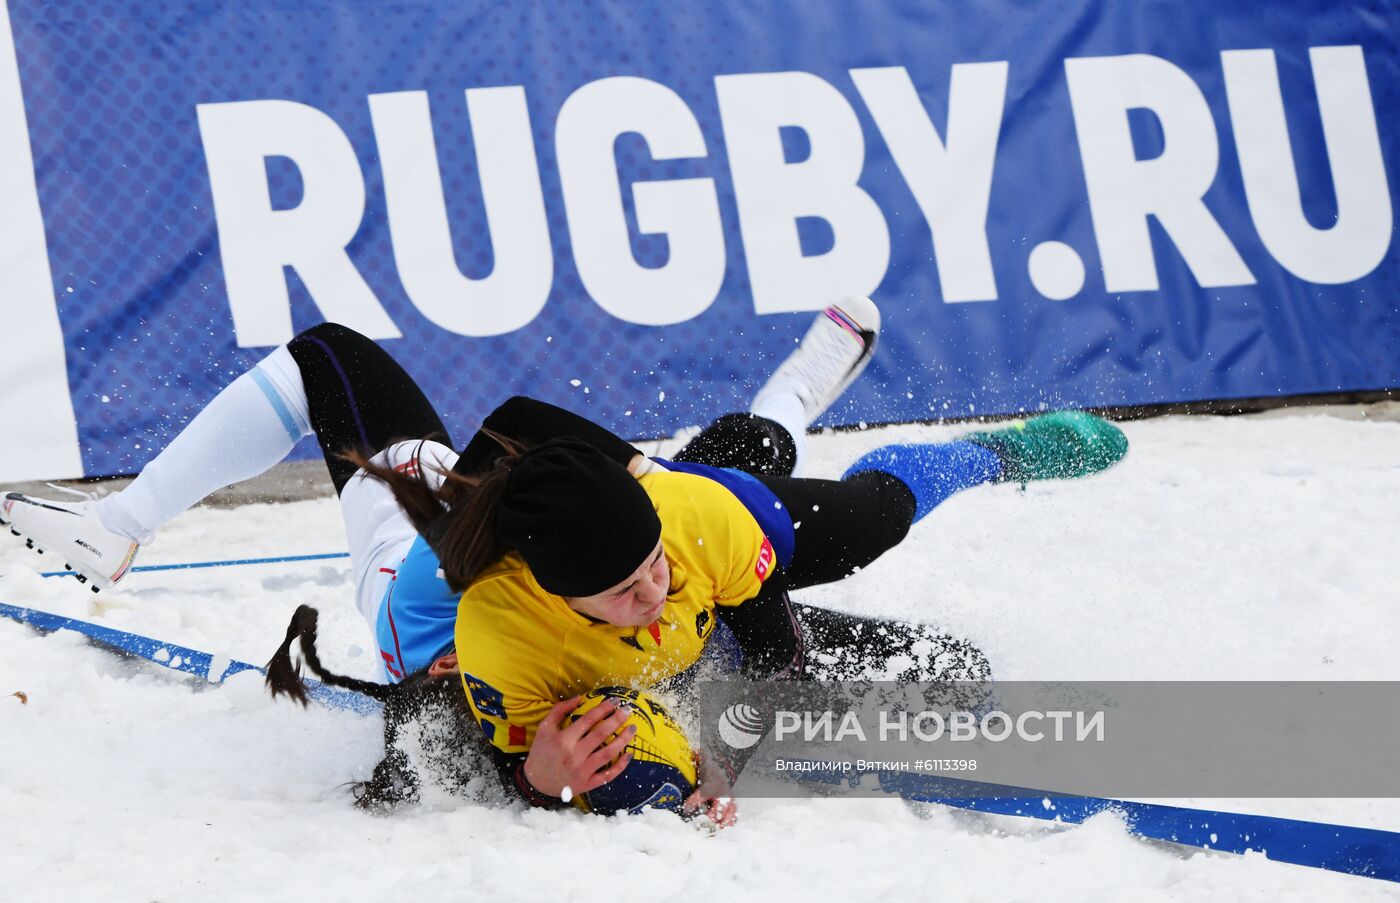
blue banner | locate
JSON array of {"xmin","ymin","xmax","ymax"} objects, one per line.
[{"xmin": 0, "ymin": 1, "xmax": 1395, "ymax": 479}]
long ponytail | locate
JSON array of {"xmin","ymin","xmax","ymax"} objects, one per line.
[
  {"xmin": 264, "ymin": 604, "xmax": 397, "ymax": 704},
  {"xmin": 264, "ymin": 604, "xmax": 481, "ymax": 811}
]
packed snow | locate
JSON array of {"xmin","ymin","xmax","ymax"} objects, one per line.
[{"xmin": 3, "ymin": 406, "xmax": 1399, "ymax": 902}]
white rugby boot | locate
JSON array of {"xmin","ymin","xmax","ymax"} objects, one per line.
[
  {"xmin": 751, "ymin": 296, "xmax": 881, "ymax": 424},
  {"xmin": 2, "ymin": 491, "xmax": 140, "ymax": 591}
]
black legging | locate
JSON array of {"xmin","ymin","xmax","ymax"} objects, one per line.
[{"xmin": 286, "ymin": 323, "xmax": 453, "ymax": 495}]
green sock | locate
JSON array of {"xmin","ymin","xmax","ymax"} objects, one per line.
[{"xmin": 962, "ymin": 411, "xmax": 1128, "ymax": 483}]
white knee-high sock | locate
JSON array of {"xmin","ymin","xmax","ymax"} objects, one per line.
[
  {"xmin": 751, "ymin": 391, "xmax": 808, "ymax": 475},
  {"xmin": 96, "ymin": 347, "xmax": 313, "ymax": 543}
]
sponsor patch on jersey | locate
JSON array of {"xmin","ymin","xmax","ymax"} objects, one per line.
[
  {"xmin": 461, "ymin": 671, "xmax": 506, "ymax": 719},
  {"xmin": 754, "ymin": 536, "xmax": 775, "ymax": 582}
]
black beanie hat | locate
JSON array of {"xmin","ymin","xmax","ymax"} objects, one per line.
[{"xmin": 495, "ymin": 437, "xmax": 662, "ymax": 597}]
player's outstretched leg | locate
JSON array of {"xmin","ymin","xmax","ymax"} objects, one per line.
[
  {"xmin": 674, "ymin": 297, "xmax": 881, "ymax": 477},
  {"xmin": 1, "ymin": 322, "xmax": 448, "ymax": 591},
  {"xmin": 2, "ymin": 345, "xmax": 313, "ymax": 590},
  {"xmin": 840, "ymin": 411, "xmax": 1127, "ymax": 522}
]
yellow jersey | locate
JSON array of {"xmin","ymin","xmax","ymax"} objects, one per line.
[{"xmin": 455, "ymin": 469, "xmax": 776, "ymax": 754}]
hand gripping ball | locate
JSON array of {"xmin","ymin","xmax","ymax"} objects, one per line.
[{"xmin": 567, "ymin": 686, "xmax": 698, "ymax": 815}]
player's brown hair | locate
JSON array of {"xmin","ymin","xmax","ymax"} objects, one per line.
[{"xmin": 342, "ymin": 431, "xmax": 525, "ymax": 593}]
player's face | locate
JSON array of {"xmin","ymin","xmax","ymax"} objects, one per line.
[{"xmin": 566, "ymin": 541, "xmax": 670, "ymax": 627}]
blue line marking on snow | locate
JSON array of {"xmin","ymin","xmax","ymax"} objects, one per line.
[
  {"xmin": 876, "ymin": 771, "xmax": 1400, "ymax": 883},
  {"xmin": 40, "ymin": 551, "xmax": 350, "ymax": 578},
  {"xmin": 0, "ymin": 601, "xmax": 380, "ymax": 716}
]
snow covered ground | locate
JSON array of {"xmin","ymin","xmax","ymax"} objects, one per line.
[{"xmin": 3, "ymin": 406, "xmax": 1399, "ymax": 902}]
